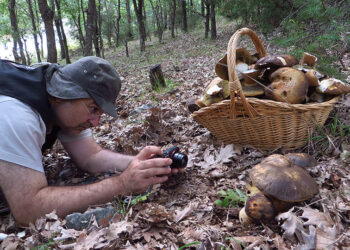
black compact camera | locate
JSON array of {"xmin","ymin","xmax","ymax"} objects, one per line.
[{"xmin": 157, "ymin": 146, "xmax": 188, "ymax": 168}]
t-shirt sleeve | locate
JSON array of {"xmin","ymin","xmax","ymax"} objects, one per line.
[{"xmin": 0, "ymin": 97, "xmax": 46, "ymax": 173}]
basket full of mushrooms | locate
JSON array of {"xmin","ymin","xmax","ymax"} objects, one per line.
[{"xmin": 190, "ymin": 28, "xmax": 349, "ymax": 150}]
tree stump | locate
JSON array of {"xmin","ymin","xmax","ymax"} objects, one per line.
[{"xmin": 149, "ymin": 64, "xmax": 166, "ymax": 89}]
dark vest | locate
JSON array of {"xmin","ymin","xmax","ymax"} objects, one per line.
[{"xmin": 0, "ymin": 59, "xmax": 59, "ymax": 152}]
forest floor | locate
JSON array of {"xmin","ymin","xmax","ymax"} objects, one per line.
[{"xmin": 1, "ymin": 21, "xmax": 350, "ymax": 249}]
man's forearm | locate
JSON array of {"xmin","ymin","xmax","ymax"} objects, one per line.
[
  {"xmin": 81, "ymin": 149, "xmax": 135, "ymax": 174},
  {"xmin": 17, "ymin": 175, "xmax": 126, "ymax": 225}
]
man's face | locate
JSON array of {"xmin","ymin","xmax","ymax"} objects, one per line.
[{"xmin": 52, "ymin": 98, "xmax": 103, "ymax": 134}]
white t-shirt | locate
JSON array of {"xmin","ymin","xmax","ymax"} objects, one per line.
[{"xmin": 0, "ymin": 95, "xmax": 92, "ymax": 173}]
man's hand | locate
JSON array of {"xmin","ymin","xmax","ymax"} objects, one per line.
[{"xmin": 119, "ymin": 146, "xmax": 173, "ymax": 194}]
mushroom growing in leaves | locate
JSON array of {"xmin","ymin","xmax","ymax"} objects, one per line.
[{"xmin": 239, "ymin": 153, "xmax": 319, "ymax": 225}]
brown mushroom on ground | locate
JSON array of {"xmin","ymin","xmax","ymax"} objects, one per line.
[
  {"xmin": 265, "ymin": 67, "xmax": 308, "ymax": 104},
  {"xmin": 200, "ymin": 77, "xmax": 230, "ymax": 106},
  {"xmin": 255, "ymin": 54, "xmax": 299, "ymax": 69},
  {"xmin": 316, "ymin": 78, "xmax": 350, "ymax": 95},
  {"xmin": 240, "ymin": 153, "xmax": 319, "ymax": 225}
]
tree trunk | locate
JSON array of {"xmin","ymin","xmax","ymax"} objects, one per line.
[
  {"xmin": 170, "ymin": 0, "xmax": 176, "ymax": 38},
  {"xmin": 54, "ymin": 17, "xmax": 65, "ymax": 59},
  {"xmin": 8, "ymin": 0, "xmax": 27, "ymax": 64},
  {"xmin": 126, "ymin": 0, "xmax": 133, "ymax": 40},
  {"xmin": 149, "ymin": 0, "xmax": 164, "ymax": 44},
  {"xmin": 12, "ymin": 40, "xmax": 20, "ymax": 62},
  {"xmin": 210, "ymin": 0, "xmax": 216, "ymax": 40},
  {"xmin": 149, "ymin": 64, "xmax": 166, "ymax": 89},
  {"xmin": 37, "ymin": 0, "xmax": 57, "ymax": 63},
  {"xmin": 84, "ymin": 0, "xmax": 97, "ymax": 56},
  {"xmin": 201, "ymin": 0, "xmax": 204, "ymax": 16},
  {"xmin": 204, "ymin": 1, "xmax": 209, "ymax": 39},
  {"xmin": 93, "ymin": 0, "xmax": 101, "ymax": 57},
  {"xmin": 34, "ymin": 0, "xmax": 44, "ymax": 59},
  {"xmin": 115, "ymin": 0, "xmax": 121, "ymax": 47},
  {"xmin": 26, "ymin": 0, "xmax": 41, "ymax": 62},
  {"xmin": 132, "ymin": 0, "xmax": 146, "ymax": 52},
  {"xmin": 124, "ymin": 40, "xmax": 129, "ymax": 57},
  {"xmin": 22, "ymin": 38, "xmax": 31, "ymax": 65},
  {"xmin": 181, "ymin": 0, "xmax": 187, "ymax": 32},
  {"xmin": 55, "ymin": 0, "xmax": 70, "ymax": 63},
  {"xmin": 98, "ymin": 0, "xmax": 104, "ymax": 58}
]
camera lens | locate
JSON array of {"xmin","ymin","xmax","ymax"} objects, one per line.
[{"xmin": 172, "ymin": 153, "xmax": 188, "ymax": 168}]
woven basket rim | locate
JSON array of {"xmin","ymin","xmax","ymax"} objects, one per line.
[{"xmin": 192, "ymin": 95, "xmax": 340, "ymax": 117}]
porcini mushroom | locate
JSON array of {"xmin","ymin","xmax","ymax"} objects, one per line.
[
  {"xmin": 255, "ymin": 54, "xmax": 299, "ymax": 69},
  {"xmin": 316, "ymin": 78, "xmax": 350, "ymax": 95},
  {"xmin": 265, "ymin": 67, "xmax": 308, "ymax": 104},
  {"xmin": 240, "ymin": 154, "xmax": 319, "ymax": 225},
  {"xmin": 215, "ymin": 48, "xmax": 256, "ymax": 80},
  {"xmin": 200, "ymin": 77, "xmax": 230, "ymax": 106}
]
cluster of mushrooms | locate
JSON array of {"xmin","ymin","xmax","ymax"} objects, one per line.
[
  {"xmin": 187, "ymin": 50, "xmax": 350, "ymax": 112},
  {"xmin": 239, "ymin": 153, "xmax": 319, "ymax": 226}
]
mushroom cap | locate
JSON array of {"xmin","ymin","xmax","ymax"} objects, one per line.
[
  {"xmin": 265, "ymin": 67, "xmax": 308, "ymax": 104},
  {"xmin": 215, "ymin": 48, "xmax": 256, "ymax": 80},
  {"xmin": 316, "ymin": 78, "xmax": 350, "ymax": 95},
  {"xmin": 255, "ymin": 54, "xmax": 299, "ymax": 69},
  {"xmin": 249, "ymin": 154, "xmax": 319, "ymax": 202},
  {"xmin": 245, "ymin": 192, "xmax": 275, "ymax": 222},
  {"xmin": 301, "ymin": 52, "xmax": 317, "ymax": 67},
  {"xmin": 241, "ymin": 68, "xmax": 264, "ymax": 86},
  {"xmin": 285, "ymin": 153, "xmax": 317, "ymax": 169},
  {"xmin": 305, "ymin": 70, "xmax": 319, "ymax": 87},
  {"xmin": 201, "ymin": 77, "xmax": 230, "ymax": 106}
]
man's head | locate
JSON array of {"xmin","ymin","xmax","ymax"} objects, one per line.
[{"xmin": 47, "ymin": 56, "xmax": 121, "ymax": 117}]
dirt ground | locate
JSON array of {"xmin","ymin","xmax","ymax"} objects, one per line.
[{"xmin": 1, "ymin": 23, "xmax": 350, "ymax": 249}]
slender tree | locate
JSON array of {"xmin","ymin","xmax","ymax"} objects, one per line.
[
  {"xmin": 181, "ymin": 0, "xmax": 187, "ymax": 32},
  {"xmin": 204, "ymin": 0, "xmax": 209, "ymax": 39},
  {"xmin": 34, "ymin": 0, "xmax": 44, "ymax": 59},
  {"xmin": 132, "ymin": 0, "xmax": 146, "ymax": 52},
  {"xmin": 210, "ymin": 0, "xmax": 216, "ymax": 39},
  {"xmin": 8, "ymin": 0, "xmax": 27, "ymax": 64},
  {"xmin": 55, "ymin": 0, "xmax": 70, "ymax": 63},
  {"xmin": 115, "ymin": 0, "xmax": 121, "ymax": 47},
  {"xmin": 170, "ymin": 0, "xmax": 176, "ymax": 38},
  {"xmin": 84, "ymin": 0, "xmax": 97, "ymax": 56},
  {"xmin": 126, "ymin": 0, "xmax": 133, "ymax": 40},
  {"xmin": 26, "ymin": 0, "xmax": 41, "ymax": 62},
  {"xmin": 37, "ymin": 0, "xmax": 57, "ymax": 62}
]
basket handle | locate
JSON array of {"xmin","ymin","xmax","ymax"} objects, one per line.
[{"xmin": 227, "ymin": 28, "xmax": 268, "ymax": 119}]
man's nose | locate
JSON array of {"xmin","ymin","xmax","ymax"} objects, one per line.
[{"xmin": 89, "ymin": 116, "xmax": 100, "ymax": 127}]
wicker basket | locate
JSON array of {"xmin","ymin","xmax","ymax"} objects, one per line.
[{"xmin": 192, "ymin": 28, "xmax": 339, "ymax": 150}]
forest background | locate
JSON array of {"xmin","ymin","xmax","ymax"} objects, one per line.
[{"xmin": 0, "ymin": 0, "xmax": 349, "ymax": 79}]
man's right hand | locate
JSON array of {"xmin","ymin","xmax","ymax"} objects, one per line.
[{"xmin": 119, "ymin": 146, "xmax": 172, "ymax": 194}]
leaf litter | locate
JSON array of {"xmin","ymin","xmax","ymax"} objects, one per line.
[{"xmin": 1, "ymin": 22, "xmax": 350, "ymax": 249}]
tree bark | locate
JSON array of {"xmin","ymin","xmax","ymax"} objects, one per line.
[
  {"xmin": 12, "ymin": 40, "xmax": 20, "ymax": 62},
  {"xmin": 149, "ymin": 0, "xmax": 164, "ymax": 43},
  {"xmin": 115, "ymin": 0, "xmax": 121, "ymax": 47},
  {"xmin": 204, "ymin": 0, "xmax": 209, "ymax": 39},
  {"xmin": 132, "ymin": 0, "xmax": 146, "ymax": 52},
  {"xmin": 126, "ymin": 0, "xmax": 133, "ymax": 40},
  {"xmin": 8, "ymin": 0, "xmax": 27, "ymax": 64},
  {"xmin": 210, "ymin": 0, "xmax": 216, "ymax": 40},
  {"xmin": 181, "ymin": 0, "xmax": 187, "ymax": 32},
  {"xmin": 97, "ymin": 0, "xmax": 104, "ymax": 58},
  {"xmin": 84, "ymin": 0, "xmax": 97, "ymax": 56},
  {"xmin": 37, "ymin": 0, "xmax": 57, "ymax": 63},
  {"xmin": 26, "ymin": 0, "xmax": 41, "ymax": 62},
  {"xmin": 170, "ymin": 0, "xmax": 176, "ymax": 38},
  {"xmin": 54, "ymin": 15, "xmax": 65, "ymax": 59},
  {"xmin": 34, "ymin": 0, "xmax": 44, "ymax": 59},
  {"xmin": 149, "ymin": 64, "xmax": 165, "ymax": 89},
  {"xmin": 93, "ymin": 0, "xmax": 101, "ymax": 57},
  {"xmin": 55, "ymin": 0, "xmax": 70, "ymax": 63}
]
